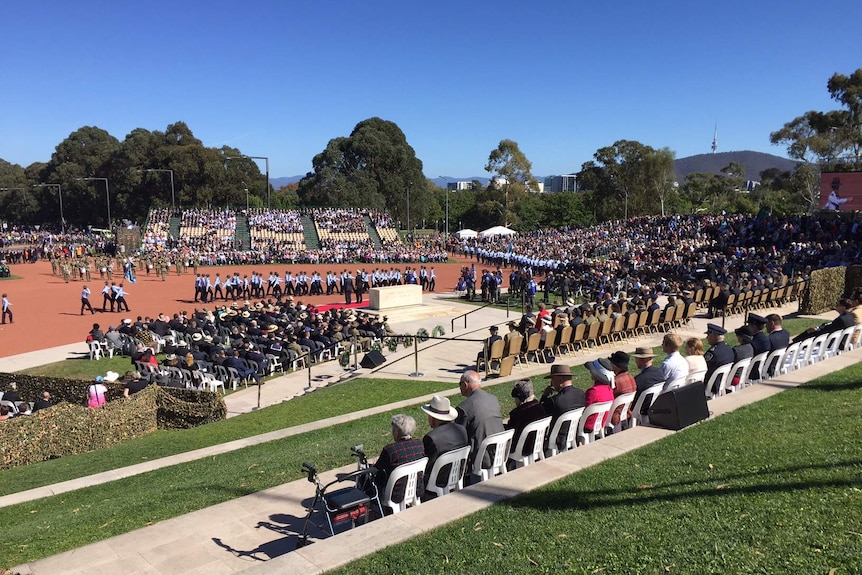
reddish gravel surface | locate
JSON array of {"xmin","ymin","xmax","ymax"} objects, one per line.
[{"xmin": 0, "ymin": 258, "xmax": 479, "ymax": 357}]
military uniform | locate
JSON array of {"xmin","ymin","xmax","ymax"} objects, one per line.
[{"xmin": 704, "ymin": 323, "xmax": 734, "ymax": 395}]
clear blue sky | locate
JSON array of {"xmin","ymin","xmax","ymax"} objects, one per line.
[{"xmin": 2, "ymin": 0, "xmax": 860, "ymax": 179}]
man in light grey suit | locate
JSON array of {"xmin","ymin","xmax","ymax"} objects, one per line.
[{"xmin": 456, "ymin": 370, "xmax": 504, "ymax": 472}]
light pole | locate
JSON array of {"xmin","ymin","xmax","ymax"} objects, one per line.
[
  {"xmin": 77, "ymin": 177, "xmax": 111, "ymax": 227},
  {"xmin": 244, "ymin": 188, "xmax": 250, "ymax": 212},
  {"xmin": 225, "ymin": 155, "xmax": 269, "ymax": 208},
  {"xmin": 406, "ymin": 181, "xmax": 412, "ymax": 234},
  {"xmin": 440, "ymin": 176, "xmax": 450, "ymax": 237},
  {"xmin": 32, "ymin": 184, "xmax": 65, "ymax": 234},
  {"xmin": 138, "ymin": 169, "xmax": 175, "ymax": 211}
]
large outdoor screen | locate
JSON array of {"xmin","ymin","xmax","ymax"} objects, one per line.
[{"xmin": 820, "ymin": 172, "xmax": 862, "ymax": 211}]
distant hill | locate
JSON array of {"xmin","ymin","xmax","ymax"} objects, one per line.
[
  {"xmin": 674, "ymin": 151, "xmax": 798, "ymax": 182},
  {"xmin": 270, "ymin": 175, "xmax": 304, "ymax": 189}
]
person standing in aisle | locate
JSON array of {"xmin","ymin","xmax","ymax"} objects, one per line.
[
  {"xmin": 1, "ymin": 293, "xmax": 12, "ymax": 324},
  {"xmin": 81, "ymin": 285, "xmax": 95, "ymax": 315}
]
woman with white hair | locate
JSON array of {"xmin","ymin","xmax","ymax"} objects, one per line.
[{"xmin": 372, "ymin": 414, "xmax": 426, "ymax": 503}]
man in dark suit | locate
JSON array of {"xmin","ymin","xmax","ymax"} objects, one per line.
[
  {"xmin": 223, "ymin": 349, "xmax": 260, "ymax": 384},
  {"xmin": 792, "ymin": 299, "xmax": 856, "ymax": 344},
  {"xmin": 422, "ymin": 395, "xmax": 468, "ymax": 497},
  {"xmin": 747, "ymin": 313, "xmax": 770, "ymax": 380},
  {"xmin": 766, "ymin": 313, "xmax": 790, "ymax": 379},
  {"xmin": 342, "ymin": 272, "xmax": 355, "ymax": 305},
  {"xmin": 540, "ymin": 363, "xmax": 586, "ymax": 450},
  {"xmin": 456, "ymin": 370, "xmax": 504, "ymax": 470},
  {"xmin": 704, "ymin": 323, "xmax": 734, "ymax": 396},
  {"xmin": 373, "ymin": 414, "xmax": 426, "ymax": 505}
]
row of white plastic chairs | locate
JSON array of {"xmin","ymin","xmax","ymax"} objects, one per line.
[
  {"xmin": 703, "ymin": 323, "xmax": 861, "ymax": 400},
  {"xmin": 385, "ymin": 390, "xmax": 650, "ymax": 514}
]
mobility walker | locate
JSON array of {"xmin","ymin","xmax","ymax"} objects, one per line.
[{"xmin": 297, "ymin": 445, "xmax": 383, "ymax": 548}]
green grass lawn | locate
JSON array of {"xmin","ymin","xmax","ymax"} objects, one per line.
[
  {"xmin": 331, "ymin": 367, "xmax": 862, "ymax": 575},
  {"xmin": 0, "ymin": 320, "xmax": 840, "ymax": 573}
]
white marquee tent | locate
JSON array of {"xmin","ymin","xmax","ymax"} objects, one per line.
[
  {"xmin": 479, "ymin": 225, "xmax": 517, "ymax": 237},
  {"xmin": 455, "ymin": 228, "xmax": 478, "ymax": 239}
]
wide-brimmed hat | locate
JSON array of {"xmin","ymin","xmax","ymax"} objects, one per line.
[
  {"xmin": 545, "ymin": 363, "xmax": 572, "ymax": 379},
  {"xmin": 241, "ymin": 311, "xmax": 251, "ymax": 318},
  {"xmin": 157, "ymin": 314, "xmax": 167, "ymax": 322},
  {"xmin": 566, "ymin": 298, "xmax": 575, "ymax": 307},
  {"xmin": 104, "ymin": 371, "xmax": 120, "ymax": 383},
  {"xmin": 584, "ymin": 358, "xmax": 614, "ymax": 385},
  {"xmin": 421, "ymin": 395, "xmax": 458, "ymax": 422},
  {"xmin": 735, "ymin": 325, "xmax": 755, "ymax": 342},
  {"xmin": 633, "ymin": 346, "xmax": 655, "ymax": 359},
  {"xmin": 191, "ymin": 333, "xmax": 203, "ymax": 342}
]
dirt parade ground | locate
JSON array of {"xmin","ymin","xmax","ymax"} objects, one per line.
[{"xmin": 0, "ymin": 257, "xmax": 483, "ymax": 358}]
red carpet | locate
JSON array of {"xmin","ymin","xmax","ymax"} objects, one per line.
[{"xmin": 314, "ymin": 301, "xmax": 371, "ymax": 312}]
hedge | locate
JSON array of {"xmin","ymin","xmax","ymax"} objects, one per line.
[
  {"xmin": 799, "ymin": 266, "xmax": 845, "ymax": 314},
  {"xmin": 0, "ymin": 374, "xmax": 226, "ymax": 470}
]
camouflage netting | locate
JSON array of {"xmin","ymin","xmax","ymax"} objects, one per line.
[{"xmin": 0, "ymin": 374, "xmax": 226, "ymax": 470}]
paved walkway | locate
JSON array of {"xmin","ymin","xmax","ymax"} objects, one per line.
[{"xmin": 5, "ymin": 295, "xmax": 847, "ymax": 574}]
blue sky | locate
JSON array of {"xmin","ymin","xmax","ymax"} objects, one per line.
[{"xmin": 2, "ymin": 0, "xmax": 860, "ymax": 179}]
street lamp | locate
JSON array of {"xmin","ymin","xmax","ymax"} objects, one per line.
[
  {"xmin": 225, "ymin": 155, "xmax": 269, "ymax": 208},
  {"xmin": 406, "ymin": 181, "xmax": 412, "ymax": 234},
  {"xmin": 32, "ymin": 184, "xmax": 65, "ymax": 234},
  {"xmin": 138, "ymin": 169, "xmax": 175, "ymax": 211},
  {"xmin": 440, "ymin": 176, "xmax": 450, "ymax": 237},
  {"xmin": 77, "ymin": 177, "xmax": 111, "ymax": 227}
]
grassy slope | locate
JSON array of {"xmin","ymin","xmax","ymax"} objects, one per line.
[{"xmin": 331, "ymin": 369, "xmax": 862, "ymax": 575}]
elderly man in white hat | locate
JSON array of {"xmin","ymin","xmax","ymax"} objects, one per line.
[{"xmin": 421, "ymin": 395, "xmax": 468, "ymax": 497}]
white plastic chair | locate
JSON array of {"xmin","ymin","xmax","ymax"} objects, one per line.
[
  {"xmin": 665, "ymin": 376, "xmax": 687, "ymax": 391},
  {"xmin": 88, "ymin": 341, "xmax": 104, "ymax": 360},
  {"xmin": 266, "ymin": 353, "xmax": 284, "ymax": 375},
  {"xmin": 762, "ymin": 347, "xmax": 786, "ymax": 380},
  {"xmin": 0, "ymin": 399, "xmax": 19, "ymax": 415},
  {"xmin": 547, "ymin": 407, "xmax": 585, "ymax": 456},
  {"xmin": 629, "ymin": 383, "xmax": 664, "ymax": 428},
  {"xmin": 747, "ymin": 352, "xmax": 768, "ymax": 385},
  {"xmin": 200, "ymin": 371, "xmax": 225, "ymax": 394},
  {"xmin": 604, "ymin": 392, "xmax": 636, "ymax": 435},
  {"xmin": 804, "ymin": 333, "xmax": 829, "ymax": 365},
  {"xmin": 425, "ymin": 446, "xmax": 470, "ymax": 498},
  {"xmin": 727, "ymin": 357, "xmax": 752, "ymax": 392},
  {"xmin": 576, "ymin": 401, "xmax": 613, "ymax": 446},
  {"xmin": 821, "ymin": 330, "xmax": 843, "ymax": 360},
  {"xmin": 704, "ymin": 363, "xmax": 733, "ymax": 399},
  {"xmin": 683, "ymin": 370, "xmax": 706, "ymax": 386},
  {"xmin": 471, "ymin": 429, "xmax": 515, "ymax": 482},
  {"xmin": 381, "ymin": 457, "xmax": 428, "ymax": 514},
  {"xmin": 779, "ymin": 342, "xmax": 801, "ymax": 375},
  {"xmin": 508, "ymin": 416, "xmax": 552, "ymax": 469},
  {"xmin": 100, "ymin": 341, "xmax": 114, "ymax": 358},
  {"xmin": 794, "ymin": 337, "xmax": 815, "ymax": 369},
  {"xmin": 838, "ymin": 325, "xmax": 857, "ymax": 354}
]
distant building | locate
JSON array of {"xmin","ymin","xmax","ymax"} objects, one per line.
[
  {"xmin": 446, "ymin": 181, "xmax": 474, "ymax": 191},
  {"xmin": 545, "ymin": 174, "xmax": 579, "ymax": 193}
]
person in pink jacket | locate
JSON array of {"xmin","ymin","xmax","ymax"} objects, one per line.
[{"xmin": 583, "ymin": 358, "xmax": 615, "ymax": 431}]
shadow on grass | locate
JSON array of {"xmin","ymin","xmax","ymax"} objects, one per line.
[
  {"xmin": 502, "ymin": 458, "xmax": 862, "ymax": 512},
  {"xmin": 800, "ymin": 379, "xmax": 862, "ymax": 392}
]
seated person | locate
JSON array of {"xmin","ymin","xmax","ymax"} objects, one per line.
[
  {"xmin": 476, "ymin": 325, "xmax": 502, "ymax": 370},
  {"xmin": 372, "ymin": 414, "xmax": 426, "ymax": 505},
  {"xmin": 684, "ymin": 337, "xmax": 708, "ymax": 377},
  {"xmin": 505, "ymin": 379, "xmax": 546, "ymax": 458},
  {"xmin": 123, "ymin": 371, "xmax": 149, "ymax": 397},
  {"xmin": 792, "ymin": 299, "xmax": 855, "ymax": 344},
  {"xmin": 422, "ymin": 395, "xmax": 468, "ymax": 497},
  {"xmin": 32, "ymin": 391, "xmax": 54, "ymax": 412},
  {"xmin": 0, "ymin": 404, "xmax": 12, "ymax": 420},
  {"xmin": 88, "ymin": 323, "xmax": 105, "ymax": 342},
  {"xmin": 583, "ymin": 358, "xmax": 615, "ymax": 434}
]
